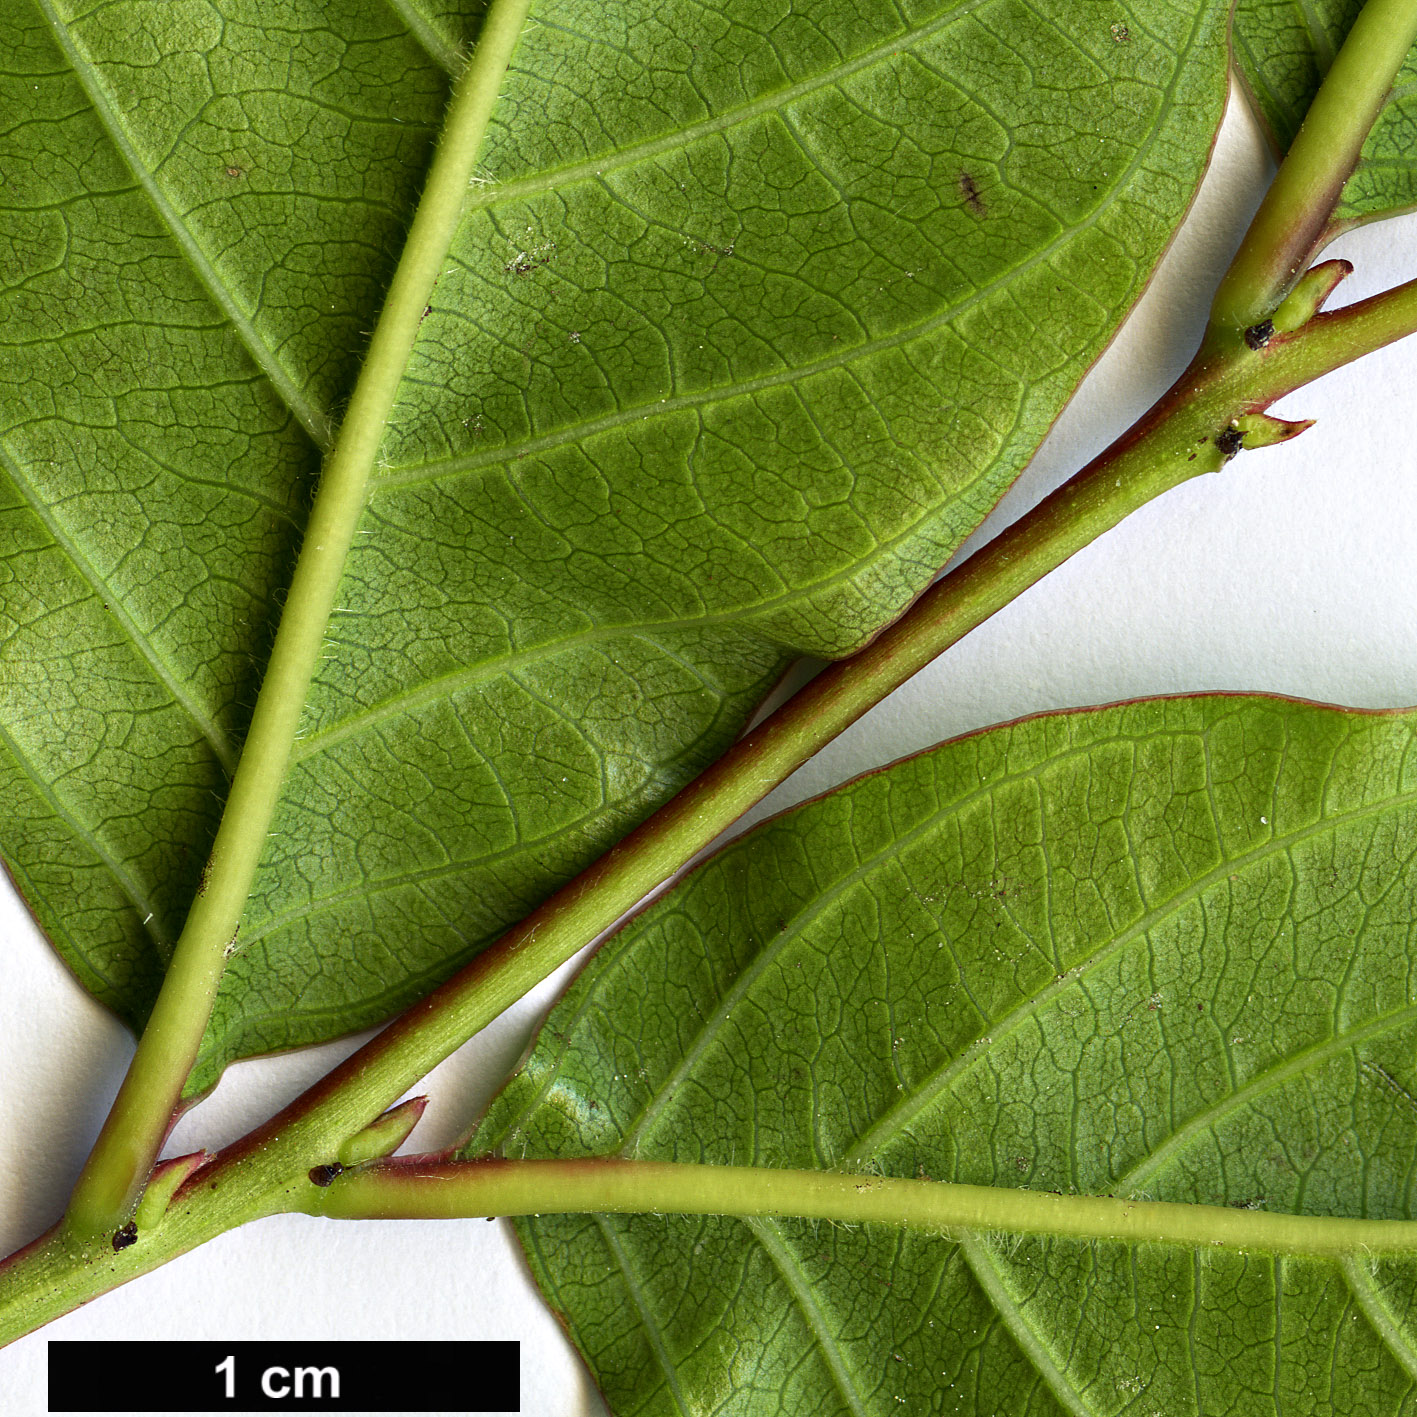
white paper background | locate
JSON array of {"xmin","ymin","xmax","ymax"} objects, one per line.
[{"xmin": 5, "ymin": 88, "xmax": 1417, "ymax": 1415}]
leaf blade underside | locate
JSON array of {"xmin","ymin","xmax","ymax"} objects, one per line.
[
  {"xmin": 0, "ymin": 0, "xmax": 1228, "ymax": 1091},
  {"xmin": 473, "ymin": 697, "xmax": 1417, "ymax": 1415},
  {"xmin": 1233, "ymin": 0, "xmax": 1417, "ymax": 225}
]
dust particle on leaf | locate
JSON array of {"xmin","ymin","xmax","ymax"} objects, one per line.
[
  {"xmin": 504, "ymin": 242, "xmax": 555, "ymax": 277},
  {"xmin": 684, "ymin": 237, "xmax": 736, "ymax": 270},
  {"xmin": 1110, "ymin": 21, "xmax": 1130, "ymax": 42}
]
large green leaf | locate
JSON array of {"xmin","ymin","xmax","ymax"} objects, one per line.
[
  {"xmin": 473, "ymin": 696, "xmax": 1417, "ymax": 1414},
  {"xmin": 1234, "ymin": 0, "xmax": 1417, "ymax": 224},
  {"xmin": 0, "ymin": 0, "xmax": 1228, "ymax": 1092}
]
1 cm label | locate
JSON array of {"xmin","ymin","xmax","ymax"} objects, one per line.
[{"xmin": 215, "ymin": 1354, "xmax": 340, "ymax": 1403}]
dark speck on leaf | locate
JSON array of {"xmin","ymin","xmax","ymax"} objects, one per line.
[
  {"xmin": 958, "ymin": 171, "xmax": 986, "ymax": 217},
  {"xmin": 308, "ymin": 1162, "xmax": 344, "ymax": 1187},
  {"xmin": 1111, "ymin": 21, "xmax": 1130, "ymax": 41},
  {"xmin": 111, "ymin": 1222, "xmax": 137, "ymax": 1252}
]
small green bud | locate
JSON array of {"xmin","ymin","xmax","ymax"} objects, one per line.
[
  {"xmin": 338, "ymin": 1096, "xmax": 428, "ymax": 1168},
  {"xmin": 1273, "ymin": 259, "xmax": 1352, "ymax": 333},
  {"xmin": 133, "ymin": 1151, "xmax": 211, "ymax": 1231},
  {"xmin": 1231, "ymin": 412, "xmax": 1315, "ymax": 450}
]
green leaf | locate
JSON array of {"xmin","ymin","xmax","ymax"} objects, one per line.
[
  {"xmin": 473, "ymin": 696, "xmax": 1417, "ymax": 1415},
  {"xmin": 0, "ymin": 0, "xmax": 1228, "ymax": 1092},
  {"xmin": 1234, "ymin": 0, "xmax": 1417, "ymax": 224}
]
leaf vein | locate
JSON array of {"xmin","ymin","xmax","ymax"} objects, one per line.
[
  {"xmin": 0, "ymin": 718, "xmax": 160, "ymax": 948},
  {"xmin": 1341, "ymin": 1254, "xmax": 1417, "ymax": 1385},
  {"xmin": 843, "ymin": 785, "xmax": 1417, "ymax": 1165},
  {"xmin": 32, "ymin": 0, "xmax": 332, "ymax": 449},
  {"xmin": 743, "ymin": 1216, "xmax": 872, "ymax": 1417},
  {"xmin": 0, "ymin": 436, "xmax": 237, "ymax": 772},
  {"xmin": 593, "ymin": 1216, "xmax": 695, "ymax": 1417},
  {"xmin": 958, "ymin": 1234, "xmax": 1094, "ymax": 1417},
  {"xmin": 376, "ymin": 0, "xmax": 1205, "ymax": 490}
]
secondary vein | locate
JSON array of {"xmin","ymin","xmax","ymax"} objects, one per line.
[
  {"xmin": 32, "ymin": 0, "xmax": 332, "ymax": 450},
  {"xmin": 0, "ymin": 438, "xmax": 237, "ymax": 772}
]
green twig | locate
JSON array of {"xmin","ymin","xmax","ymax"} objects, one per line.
[
  {"xmin": 1267, "ymin": 273, "xmax": 1417, "ymax": 386},
  {"xmin": 1210, "ymin": 0, "xmax": 1417, "ymax": 331},
  {"xmin": 63, "ymin": 0, "xmax": 538, "ymax": 1240}
]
